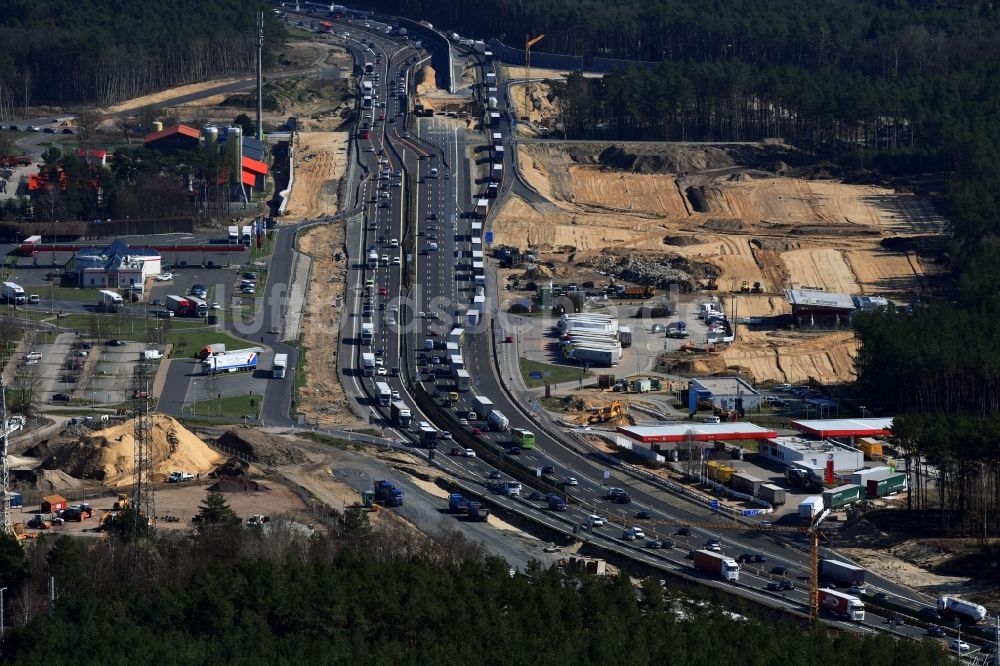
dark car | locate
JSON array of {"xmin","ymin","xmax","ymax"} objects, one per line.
[
  {"xmin": 506, "ymin": 447, "xmax": 521, "ymax": 455},
  {"xmin": 151, "ymin": 298, "xmax": 162, "ymax": 306},
  {"xmin": 528, "ymin": 491, "xmax": 544, "ymax": 501},
  {"xmin": 778, "ymin": 580, "xmax": 795, "ymax": 591},
  {"xmin": 541, "ymin": 465, "xmax": 555, "ymax": 474},
  {"xmin": 8, "ymin": 125, "xmax": 19, "ymax": 131},
  {"xmin": 52, "ymin": 393, "xmax": 71, "ymax": 401},
  {"xmin": 875, "ymin": 591, "xmax": 889, "ymax": 601},
  {"xmin": 888, "ymin": 615, "xmax": 905, "ymax": 626},
  {"xmin": 737, "ymin": 553, "xmax": 754, "ymax": 563},
  {"xmin": 106, "ymin": 339, "xmax": 125, "ymax": 346},
  {"xmin": 676, "ymin": 527, "xmax": 692, "ymax": 536},
  {"xmin": 487, "ymin": 470, "xmax": 501, "ymax": 480},
  {"xmin": 636, "ymin": 510, "xmax": 652, "ymax": 520},
  {"xmin": 927, "ymin": 626, "xmax": 946, "ymax": 638},
  {"xmin": 43, "ymin": 127, "xmax": 55, "ymax": 133},
  {"xmin": 645, "ymin": 540, "xmax": 662, "ymax": 549},
  {"xmin": 770, "ymin": 566, "xmax": 788, "ymax": 576},
  {"xmin": 660, "ymin": 539, "xmax": 674, "ymax": 549},
  {"xmin": 753, "ymin": 553, "xmax": 767, "ymax": 563},
  {"xmin": 766, "ymin": 581, "xmax": 782, "ymax": 591},
  {"xmin": 920, "ymin": 606, "xmax": 941, "ymax": 619},
  {"xmin": 77, "ymin": 343, "xmax": 93, "ymax": 350},
  {"xmin": 61, "ymin": 128, "xmax": 73, "ymax": 134}
]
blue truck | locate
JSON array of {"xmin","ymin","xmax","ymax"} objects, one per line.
[
  {"xmin": 467, "ymin": 501, "xmax": 490, "ymax": 521},
  {"xmin": 546, "ymin": 493, "xmax": 567, "ymax": 511},
  {"xmin": 448, "ymin": 493, "xmax": 470, "ymax": 513},
  {"xmin": 374, "ymin": 480, "xmax": 404, "ymax": 507}
]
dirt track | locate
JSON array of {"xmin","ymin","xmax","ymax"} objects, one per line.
[
  {"xmin": 297, "ymin": 224, "xmax": 355, "ymax": 427},
  {"xmin": 284, "ymin": 132, "xmax": 348, "ymax": 219}
]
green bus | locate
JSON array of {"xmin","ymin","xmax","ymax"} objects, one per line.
[{"xmin": 512, "ymin": 428, "xmax": 535, "ymax": 449}]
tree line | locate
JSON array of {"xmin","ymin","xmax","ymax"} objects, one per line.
[
  {"xmin": 0, "ymin": 494, "xmax": 953, "ymax": 664},
  {"xmin": 0, "ymin": 0, "xmax": 282, "ymax": 110}
]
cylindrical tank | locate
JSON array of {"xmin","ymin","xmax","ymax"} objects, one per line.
[
  {"xmin": 152, "ymin": 121, "xmax": 163, "ymax": 132},
  {"xmin": 203, "ymin": 125, "xmax": 218, "ymax": 148}
]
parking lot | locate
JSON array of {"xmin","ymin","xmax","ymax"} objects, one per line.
[
  {"xmin": 11, "ymin": 334, "xmax": 163, "ymax": 407},
  {"xmin": 174, "ymin": 353, "xmax": 279, "ymax": 415}
]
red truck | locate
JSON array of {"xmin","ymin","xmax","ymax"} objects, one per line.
[
  {"xmin": 819, "ymin": 589, "xmax": 865, "ymax": 621},
  {"xmin": 165, "ymin": 295, "xmax": 193, "ymax": 316},
  {"xmin": 692, "ymin": 549, "xmax": 740, "ymax": 582}
]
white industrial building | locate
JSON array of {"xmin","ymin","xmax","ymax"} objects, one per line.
[
  {"xmin": 67, "ymin": 239, "xmax": 161, "ymax": 296},
  {"xmin": 689, "ymin": 376, "xmax": 761, "ymax": 414},
  {"xmin": 760, "ymin": 436, "xmax": 864, "ymax": 472}
]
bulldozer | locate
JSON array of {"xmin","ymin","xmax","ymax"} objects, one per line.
[
  {"xmin": 751, "ymin": 281, "xmax": 763, "ymax": 293},
  {"xmin": 588, "ymin": 400, "xmax": 626, "ymax": 424},
  {"xmin": 740, "ymin": 280, "xmax": 751, "ymax": 293},
  {"xmin": 113, "ymin": 493, "xmax": 128, "ymax": 511},
  {"xmin": 361, "ymin": 489, "xmax": 376, "ymax": 510},
  {"xmin": 704, "ymin": 277, "xmax": 719, "ymax": 291}
]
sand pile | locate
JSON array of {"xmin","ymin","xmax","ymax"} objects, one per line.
[
  {"xmin": 56, "ymin": 414, "xmax": 224, "ymax": 485},
  {"xmin": 415, "ymin": 65, "xmax": 438, "ymax": 94},
  {"xmin": 12, "ymin": 469, "xmax": 86, "ymax": 494},
  {"xmin": 216, "ymin": 428, "xmax": 309, "ymax": 467}
]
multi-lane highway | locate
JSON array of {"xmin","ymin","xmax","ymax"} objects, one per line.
[{"xmin": 296, "ymin": 11, "xmax": 991, "ymax": 647}]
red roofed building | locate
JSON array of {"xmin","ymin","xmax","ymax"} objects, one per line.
[
  {"xmin": 241, "ymin": 155, "xmax": 268, "ymax": 191},
  {"xmin": 75, "ymin": 148, "xmax": 107, "ymax": 168},
  {"xmin": 144, "ymin": 124, "xmax": 201, "ymax": 153}
]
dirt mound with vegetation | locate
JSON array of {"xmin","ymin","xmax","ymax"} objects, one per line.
[
  {"xmin": 208, "ymin": 477, "xmax": 270, "ymax": 493},
  {"xmin": 54, "ymin": 415, "xmax": 223, "ymax": 486},
  {"xmin": 216, "ymin": 428, "xmax": 309, "ymax": 467}
]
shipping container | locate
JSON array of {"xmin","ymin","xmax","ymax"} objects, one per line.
[
  {"xmin": 730, "ymin": 472, "xmax": 764, "ymax": 496},
  {"xmin": 866, "ymin": 472, "xmax": 907, "ymax": 498},
  {"xmin": 758, "ymin": 483, "xmax": 786, "ymax": 506},
  {"xmin": 857, "ymin": 437, "xmax": 884, "ymax": 460},
  {"xmin": 822, "ymin": 483, "xmax": 862, "ymax": 509}
]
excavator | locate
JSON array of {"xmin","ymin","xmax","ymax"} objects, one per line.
[
  {"xmin": 113, "ymin": 493, "xmax": 128, "ymax": 511},
  {"xmin": 589, "ymin": 400, "xmax": 626, "ymax": 424}
]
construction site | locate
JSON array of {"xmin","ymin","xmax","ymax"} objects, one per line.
[{"xmin": 494, "ymin": 129, "xmax": 948, "ymax": 385}]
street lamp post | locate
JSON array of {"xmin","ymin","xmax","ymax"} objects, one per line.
[{"xmin": 0, "ymin": 586, "xmax": 6, "ymax": 640}]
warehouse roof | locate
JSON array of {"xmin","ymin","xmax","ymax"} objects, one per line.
[
  {"xmin": 691, "ymin": 377, "xmax": 758, "ymax": 395},
  {"xmin": 785, "ymin": 289, "xmax": 856, "ymax": 311},
  {"xmin": 791, "ymin": 418, "xmax": 894, "ymax": 438},
  {"xmin": 617, "ymin": 423, "xmax": 777, "ymax": 443}
]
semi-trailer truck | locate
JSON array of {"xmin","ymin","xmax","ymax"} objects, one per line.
[
  {"xmin": 272, "ymin": 353, "xmax": 288, "ymax": 378},
  {"xmin": 1, "ymin": 281, "xmax": 25, "ymax": 304},
  {"xmin": 165, "ymin": 295, "xmax": 193, "ymax": 316},
  {"xmin": 938, "ymin": 596, "xmax": 988, "ymax": 623},
  {"xmin": 693, "ymin": 549, "xmax": 740, "ymax": 582},
  {"xmin": 467, "ymin": 501, "xmax": 490, "ymax": 521},
  {"xmin": 418, "ymin": 424, "xmax": 438, "ymax": 448},
  {"xmin": 361, "ymin": 322, "xmax": 374, "ymax": 345},
  {"xmin": 373, "ymin": 480, "xmax": 403, "ymax": 507},
  {"xmin": 487, "ymin": 409, "xmax": 509, "ymax": 431},
  {"xmin": 566, "ymin": 345, "xmax": 621, "ymax": 366},
  {"xmin": 472, "ymin": 396, "xmax": 494, "ymax": 418},
  {"xmin": 98, "ymin": 289, "xmax": 124, "ymax": 312},
  {"xmin": 201, "ymin": 350, "xmax": 258, "ymax": 374},
  {"xmin": 819, "ymin": 589, "xmax": 865, "ymax": 621},
  {"xmin": 819, "ymin": 559, "xmax": 866, "ymax": 587},
  {"xmin": 198, "ymin": 343, "xmax": 227, "ymax": 360},
  {"xmin": 390, "ymin": 400, "xmax": 412, "ymax": 427},
  {"xmin": 361, "ymin": 352, "xmax": 376, "ymax": 377}
]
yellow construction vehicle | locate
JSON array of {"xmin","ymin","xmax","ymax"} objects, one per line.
[
  {"xmin": 740, "ymin": 280, "xmax": 751, "ymax": 293},
  {"xmin": 113, "ymin": 493, "xmax": 128, "ymax": 511},
  {"xmin": 588, "ymin": 400, "xmax": 626, "ymax": 424}
]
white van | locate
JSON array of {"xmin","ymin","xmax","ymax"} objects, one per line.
[
  {"xmin": 429, "ymin": 167, "xmax": 438, "ymax": 177},
  {"xmin": 428, "ymin": 242, "xmax": 438, "ymax": 251}
]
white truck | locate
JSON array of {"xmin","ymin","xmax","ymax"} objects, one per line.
[
  {"xmin": 201, "ymin": 350, "xmax": 258, "ymax": 374},
  {"xmin": 361, "ymin": 352, "xmax": 376, "ymax": 377},
  {"xmin": 472, "ymin": 396, "xmax": 494, "ymax": 419},
  {"xmin": 474, "ymin": 199, "xmax": 488, "ymax": 218},
  {"xmin": 361, "ymin": 322, "xmax": 374, "ymax": 345},
  {"xmin": 454, "ymin": 368, "xmax": 471, "ymax": 392},
  {"xmin": 98, "ymin": 289, "xmax": 124, "ymax": 312},
  {"xmin": 567, "ymin": 345, "xmax": 621, "ymax": 366},
  {"xmin": 693, "ymin": 549, "xmax": 740, "ymax": 582},
  {"xmin": 228, "ymin": 225, "xmax": 240, "ymax": 243},
  {"xmin": 272, "ymin": 353, "xmax": 288, "ymax": 378},
  {"xmin": 2, "ymin": 281, "xmax": 25, "ymax": 304},
  {"xmin": 487, "ymin": 409, "xmax": 509, "ymax": 432},
  {"xmin": 466, "ymin": 309, "xmax": 481, "ymax": 327},
  {"xmin": 390, "ymin": 401, "xmax": 412, "ymax": 427}
]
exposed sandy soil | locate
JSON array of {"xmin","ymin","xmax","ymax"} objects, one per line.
[
  {"xmin": 297, "ymin": 224, "xmax": 355, "ymax": 426},
  {"xmin": 494, "ymin": 142, "xmax": 948, "ymax": 384},
  {"xmin": 841, "ymin": 543, "xmax": 972, "ymax": 595},
  {"xmin": 101, "ymin": 77, "xmax": 247, "ymax": 114},
  {"xmin": 504, "ymin": 67, "xmax": 604, "ymax": 80},
  {"xmin": 415, "ymin": 64, "xmax": 440, "ymax": 95},
  {"xmin": 508, "ymin": 82, "xmax": 561, "ymax": 128},
  {"xmin": 284, "ymin": 131, "xmax": 348, "ymax": 219}
]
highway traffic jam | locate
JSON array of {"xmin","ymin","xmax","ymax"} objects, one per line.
[{"xmin": 298, "ymin": 6, "xmax": 998, "ymax": 653}]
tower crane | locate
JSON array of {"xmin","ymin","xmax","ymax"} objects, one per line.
[{"xmin": 524, "ymin": 34, "xmax": 545, "ymax": 120}]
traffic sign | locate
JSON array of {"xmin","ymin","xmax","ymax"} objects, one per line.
[
  {"xmin": 530, "ymin": 371, "xmax": 543, "ymax": 380},
  {"xmin": 485, "ymin": 231, "xmax": 494, "ymax": 243}
]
